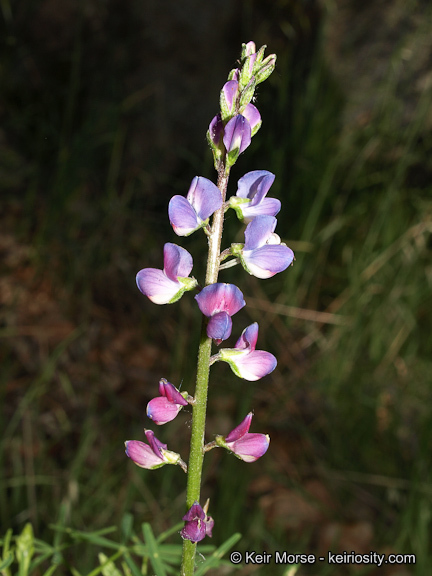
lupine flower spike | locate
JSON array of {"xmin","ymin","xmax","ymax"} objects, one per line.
[
  {"xmin": 147, "ymin": 378, "xmax": 191, "ymax": 425},
  {"xmin": 125, "ymin": 430, "xmax": 187, "ymax": 472},
  {"xmin": 214, "ymin": 322, "xmax": 277, "ymax": 381},
  {"xmin": 211, "ymin": 413, "xmax": 270, "ymax": 462},
  {"xmin": 136, "ymin": 243, "xmax": 197, "ymax": 304},
  {"xmin": 127, "ymin": 42, "xmax": 292, "ymax": 572}
]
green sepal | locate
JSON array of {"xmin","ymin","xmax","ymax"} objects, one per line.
[
  {"xmin": 226, "ymin": 147, "xmax": 240, "ymax": 169},
  {"xmin": 228, "ymin": 68, "xmax": 239, "ymax": 81},
  {"xmin": 239, "ymin": 56, "xmax": 254, "ymax": 90},
  {"xmin": 206, "ymin": 129, "xmax": 224, "ymax": 168},
  {"xmin": 255, "ymin": 54, "xmax": 276, "ymax": 85},
  {"xmin": 214, "ymin": 435, "xmax": 229, "ymax": 450},
  {"xmin": 160, "ymin": 449, "xmax": 183, "ymax": 466},
  {"xmin": 167, "ymin": 276, "xmax": 198, "ymax": 304},
  {"xmin": 250, "ymin": 119, "xmax": 262, "ymax": 137},
  {"xmin": 218, "ymin": 348, "xmax": 248, "ymax": 379},
  {"xmin": 254, "ymin": 45, "xmax": 267, "ymax": 68},
  {"xmin": 239, "ymin": 77, "xmax": 256, "ymax": 109},
  {"xmin": 241, "ymin": 41, "xmax": 256, "ymax": 60},
  {"xmin": 228, "ymin": 196, "xmax": 251, "ymax": 221}
]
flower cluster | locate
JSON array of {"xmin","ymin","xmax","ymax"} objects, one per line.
[{"xmin": 126, "ymin": 42, "xmax": 294, "ymax": 550}]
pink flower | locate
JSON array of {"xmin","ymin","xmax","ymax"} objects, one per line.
[
  {"xmin": 216, "ymin": 322, "xmax": 277, "ymax": 381},
  {"xmin": 180, "ymin": 501, "xmax": 214, "ymax": 543},
  {"xmin": 147, "ymin": 379, "xmax": 189, "ymax": 425},
  {"xmin": 136, "ymin": 243, "xmax": 197, "ymax": 305},
  {"xmin": 168, "ymin": 176, "xmax": 222, "ymax": 236},
  {"xmin": 235, "ymin": 215, "xmax": 294, "ymax": 279},
  {"xmin": 125, "ymin": 430, "xmax": 186, "ymax": 472},
  {"xmin": 215, "ymin": 413, "xmax": 270, "ymax": 462},
  {"xmin": 229, "ymin": 171, "xmax": 280, "ymax": 223},
  {"xmin": 195, "ymin": 283, "xmax": 245, "ymax": 344}
]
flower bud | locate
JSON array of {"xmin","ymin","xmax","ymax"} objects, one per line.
[
  {"xmin": 206, "ymin": 113, "xmax": 224, "ymax": 169},
  {"xmin": 255, "ymin": 53, "xmax": 276, "ymax": 85},
  {"xmin": 242, "ymin": 103, "xmax": 261, "ymax": 137},
  {"xmin": 220, "ymin": 80, "xmax": 239, "ymax": 122},
  {"xmin": 180, "ymin": 501, "xmax": 214, "ymax": 543},
  {"xmin": 241, "ymin": 41, "xmax": 256, "ymax": 59},
  {"xmin": 223, "ymin": 115, "xmax": 252, "ymax": 168},
  {"xmin": 238, "ymin": 77, "xmax": 256, "ymax": 109}
]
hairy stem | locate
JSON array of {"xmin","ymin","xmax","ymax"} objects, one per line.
[{"xmin": 180, "ymin": 165, "xmax": 230, "ymax": 575}]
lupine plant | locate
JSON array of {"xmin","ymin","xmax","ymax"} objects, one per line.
[{"xmin": 125, "ymin": 41, "xmax": 294, "ymax": 575}]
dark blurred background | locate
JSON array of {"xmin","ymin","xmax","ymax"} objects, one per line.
[{"xmin": 1, "ymin": 0, "xmax": 432, "ymax": 574}]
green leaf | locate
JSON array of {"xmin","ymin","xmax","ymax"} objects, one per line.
[
  {"xmin": 41, "ymin": 565, "xmax": 60, "ymax": 576},
  {"xmin": 156, "ymin": 523, "xmax": 183, "ymax": 544},
  {"xmin": 122, "ymin": 554, "xmax": 142, "ymax": 576},
  {"xmin": 98, "ymin": 552, "xmax": 123, "ymax": 576},
  {"xmin": 142, "ymin": 524, "xmax": 167, "ymax": 576},
  {"xmin": 194, "ymin": 533, "xmax": 242, "ymax": 576},
  {"xmin": 120, "ymin": 515, "xmax": 133, "ymax": 544},
  {"xmin": 0, "ymin": 552, "xmax": 14, "ymax": 571}
]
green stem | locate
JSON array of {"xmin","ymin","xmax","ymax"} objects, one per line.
[{"xmin": 180, "ymin": 165, "xmax": 230, "ymax": 576}]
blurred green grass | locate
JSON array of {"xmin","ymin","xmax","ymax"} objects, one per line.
[{"xmin": 1, "ymin": 1, "xmax": 432, "ymax": 574}]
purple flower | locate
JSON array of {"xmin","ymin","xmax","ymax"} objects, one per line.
[
  {"xmin": 242, "ymin": 103, "xmax": 261, "ymax": 137},
  {"xmin": 195, "ymin": 283, "xmax": 245, "ymax": 344},
  {"xmin": 232, "ymin": 215, "xmax": 294, "ymax": 279},
  {"xmin": 228, "ymin": 68, "xmax": 240, "ymax": 82},
  {"xmin": 215, "ymin": 413, "xmax": 270, "ymax": 462},
  {"xmin": 180, "ymin": 502, "xmax": 214, "ymax": 543},
  {"xmin": 125, "ymin": 430, "xmax": 186, "ymax": 472},
  {"xmin": 242, "ymin": 41, "xmax": 256, "ymax": 58},
  {"xmin": 147, "ymin": 379, "xmax": 189, "ymax": 425},
  {"xmin": 136, "ymin": 243, "xmax": 197, "ymax": 305},
  {"xmin": 229, "ymin": 170, "xmax": 280, "ymax": 223},
  {"xmin": 220, "ymin": 80, "xmax": 239, "ymax": 120},
  {"xmin": 223, "ymin": 114, "xmax": 251, "ymax": 166},
  {"xmin": 168, "ymin": 176, "xmax": 222, "ymax": 236},
  {"xmin": 208, "ymin": 113, "xmax": 224, "ymax": 149},
  {"xmin": 207, "ymin": 114, "xmax": 225, "ymax": 169},
  {"xmin": 217, "ymin": 322, "xmax": 277, "ymax": 381}
]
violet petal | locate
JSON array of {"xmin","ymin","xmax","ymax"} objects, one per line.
[
  {"xmin": 207, "ymin": 311, "xmax": 232, "ymax": 343},
  {"xmin": 147, "ymin": 397, "xmax": 183, "ymax": 425},
  {"xmin": 230, "ymin": 350, "xmax": 277, "ymax": 381},
  {"xmin": 236, "ymin": 170, "xmax": 275, "ymax": 204},
  {"xmin": 227, "ymin": 433, "xmax": 270, "ymax": 462},
  {"xmin": 243, "ymin": 245, "xmax": 294, "ymax": 279},
  {"xmin": 136, "ymin": 268, "xmax": 180, "ymax": 305},
  {"xmin": 163, "ymin": 243, "xmax": 193, "ymax": 281},
  {"xmin": 187, "ymin": 176, "xmax": 222, "ymax": 221},
  {"xmin": 195, "ymin": 283, "xmax": 245, "ymax": 317},
  {"xmin": 225, "ymin": 413, "xmax": 253, "ymax": 443},
  {"xmin": 244, "ymin": 215, "xmax": 277, "ymax": 251},
  {"xmin": 168, "ymin": 195, "xmax": 200, "ymax": 236}
]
